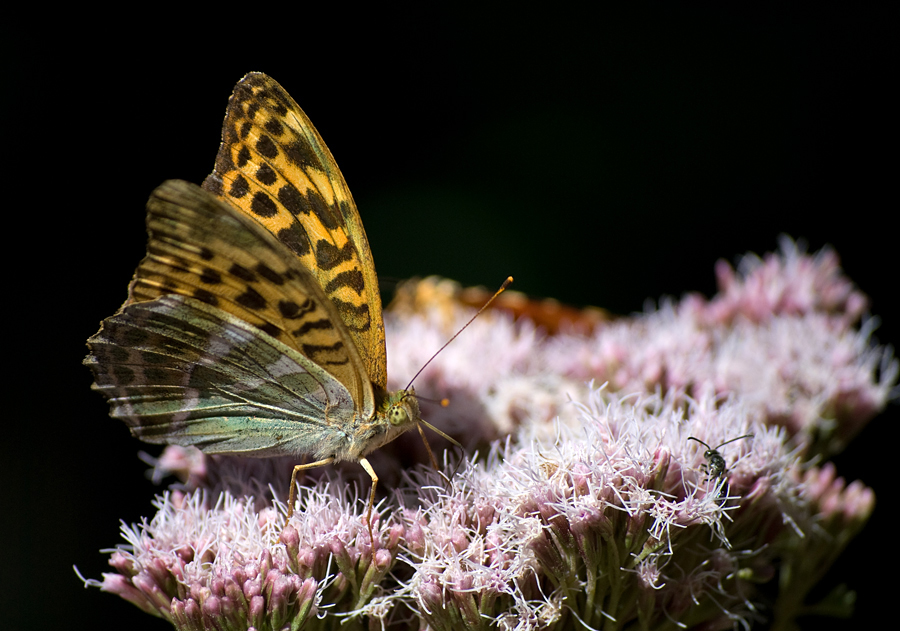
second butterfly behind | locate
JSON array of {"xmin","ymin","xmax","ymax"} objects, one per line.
[{"xmin": 85, "ymin": 72, "xmax": 425, "ymax": 540}]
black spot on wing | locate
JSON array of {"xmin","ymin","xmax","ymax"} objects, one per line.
[
  {"xmin": 112, "ymin": 365, "xmax": 136, "ymax": 385},
  {"xmin": 315, "ymin": 240, "xmax": 354, "ymax": 270},
  {"xmin": 237, "ymin": 146, "xmax": 251, "ymax": 168},
  {"xmin": 257, "ymin": 135, "xmax": 278, "ymax": 159},
  {"xmin": 236, "ymin": 286, "xmax": 267, "ymax": 310},
  {"xmin": 284, "ymin": 138, "xmax": 318, "ymax": 170},
  {"xmin": 301, "ymin": 341, "xmax": 348, "ymax": 365},
  {"xmin": 277, "ymin": 184, "xmax": 304, "ymax": 216},
  {"xmin": 275, "ymin": 183, "xmax": 340, "ymax": 232},
  {"xmin": 264, "ymin": 118, "xmax": 283, "ymax": 136},
  {"xmin": 108, "ymin": 345, "xmax": 131, "ymax": 364},
  {"xmin": 255, "ymin": 263, "xmax": 284, "ymax": 285},
  {"xmin": 193, "ymin": 288, "xmax": 220, "ymax": 307},
  {"xmin": 324, "ymin": 270, "xmax": 364, "ymax": 296},
  {"xmin": 293, "ymin": 318, "xmax": 335, "ymax": 336},
  {"xmin": 250, "ymin": 192, "xmax": 277, "ymax": 218},
  {"xmin": 271, "ymin": 101, "xmax": 289, "ymax": 117},
  {"xmin": 277, "ymin": 227, "xmax": 311, "ymax": 257},
  {"xmin": 229, "ymin": 172, "xmax": 249, "ymax": 196},
  {"xmin": 278, "ymin": 300, "xmax": 299, "ymax": 318},
  {"xmin": 256, "ymin": 163, "xmax": 277, "ymax": 185},
  {"xmin": 200, "ymin": 269, "xmax": 222, "ymax": 285},
  {"xmin": 229, "ymin": 263, "xmax": 257, "ymax": 283},
  {"xmin": 278, "ymin": 299, "xmax": 315, "ymax": 319},
  {"xmin": 306, "ymin": 188, "xmax": 340, "ymax": 230}
]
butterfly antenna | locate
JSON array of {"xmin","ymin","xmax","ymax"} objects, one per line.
[{"xmin": 405, "ymin": 276, "xmax": 514, "ymax": 390}]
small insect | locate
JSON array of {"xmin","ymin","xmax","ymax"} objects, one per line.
[{"xmin": 687, "ymin": 434, "xmax": 754, "ymax": 481}]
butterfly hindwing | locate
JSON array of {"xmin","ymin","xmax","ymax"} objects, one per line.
[
  {"xmin": 86, "ymin": 292, "xmax": 359, "ymax": 459},
  {"xmin": 201, "ymin": 72, "xmax": 387, "ymax": 388}
]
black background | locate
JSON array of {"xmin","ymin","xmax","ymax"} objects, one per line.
[{"xmin": 5, "ymin": 5, "xmax": 894, "ymax": 629}]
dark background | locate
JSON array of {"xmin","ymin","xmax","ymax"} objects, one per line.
[{"xmin": 5, "ymin": 5, "xmax": 894, "ymax": 629}]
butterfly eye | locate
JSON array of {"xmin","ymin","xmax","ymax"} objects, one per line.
[{"xmin": 389, "ymin": 405, "xmax": 409, "ymax": 426}]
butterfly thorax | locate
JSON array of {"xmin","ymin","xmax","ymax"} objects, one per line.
[{"xmin": 336, "ymin": 385, "xmax": 420, "ymax": 462}]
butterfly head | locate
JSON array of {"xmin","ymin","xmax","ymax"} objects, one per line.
[
  {"xmin": 388, "ymin": 388, "xmax": 420, "ymax": 429},
  {"xmin": 358, "ymin": 387, "xmax": 421, "ymax": 458}
]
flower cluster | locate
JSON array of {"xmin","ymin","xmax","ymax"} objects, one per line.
[
  {"xmin": 80, "ymin": 483, "xmax": 404, "ymax": 631},
  {"xmin": 80, "ymin": 238, "xmax": 894, "ymax": 630},
  {"xmin": 537, "ymin": 238, "xmax": 895, "ymax": 455},
  {"xmin": 399, "ymin": 391, "xmax": 795, "ymax": 631}
]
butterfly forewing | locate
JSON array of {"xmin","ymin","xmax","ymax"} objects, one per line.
[{"xmin": 201, "ymin": 72, "xmax": 386, "ymax": 388}]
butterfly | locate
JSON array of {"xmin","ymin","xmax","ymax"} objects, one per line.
[{"xmin": 85, "ymin": 72, "xmax": 428, "ymax": 545}]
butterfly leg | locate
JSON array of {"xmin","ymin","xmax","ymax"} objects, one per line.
[
  {"xmin": 286, "ymin": 457, "xmax": 334, "ymax": 519},
  {"xmin": 359, "ymin": 457, "xmax": 380, "ymax": 563}
]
